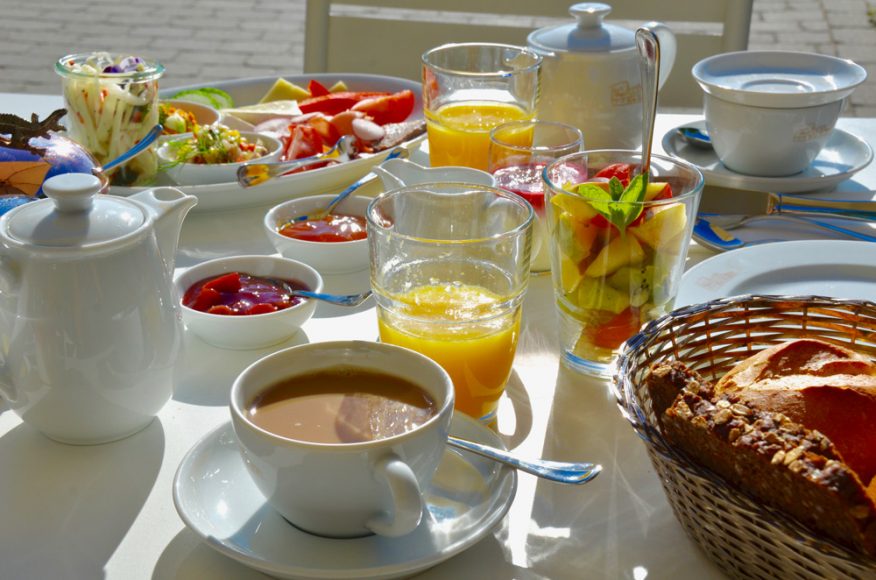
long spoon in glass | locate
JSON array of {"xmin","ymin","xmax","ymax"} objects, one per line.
[{"xmin": 636, "ymin": 26, "xmax": 661, "ymax": 178}]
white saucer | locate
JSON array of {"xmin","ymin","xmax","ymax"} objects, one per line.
[
  {"xmin": 677, "ymin": 239, "xmax": 876, "ymax": 306},
  {"xmin": 662, "ymin": 120, "xmax": 873, "ymax": 193},
  {"xmin": 173, "ymin": 415, "xmax": 517, "ymax": 580}
]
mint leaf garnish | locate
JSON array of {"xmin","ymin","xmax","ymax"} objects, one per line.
[{"xmin": 575, "ymin": 171, "xmax": 649, "ymax": 233}]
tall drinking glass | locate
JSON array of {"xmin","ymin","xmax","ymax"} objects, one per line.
[
  {"xmin": 489, "ymin": 120, "xmax": 584, "ymax": 273},
  {"xmin": 421, "ymin": 43, "xmax": 541, "ymax": 171},
  {"xmin": 367, "ymin": 183, "xmax": 533, "ymax": 423},
  {"xmin": 543, "ymin": 150, "xmax": 703, "ymax": 376}
]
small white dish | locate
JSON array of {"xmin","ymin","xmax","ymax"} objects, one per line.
[
  {"xmin": 173, "ymin": 415, "xmax": 517, "ymax": 580},
  {"xmin": 160, "ymin": 98, "xmax": 221, "ymax": 130},
  {"xmin": 157, "ymin": 130, "xmax": 283, "ymax": 186},
  {"xmin": 264, "ymin": 194, "xmax": 370, "ymax": 274},
  {"xmin": 662, "ymin": 120, "xmax": 873, "ymax": 193},
  {"xmin": 174, "ymin": 255, "xmax": 322, "ymax": 350},
  {"xmin": 677, "ymin": 239, "xmax": 876, "ymax": 306},
  {"xmin": 372, "ymin": 158, "xmax": 497, "ymax": 190}
]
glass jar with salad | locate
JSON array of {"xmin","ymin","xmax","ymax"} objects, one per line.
[
  {"xmin": 56, "ymin": 53, "xmax": 164, "ymax": 186},
  {"xmin": 543, "ymin": 150, "xmax": 703, "ymax": 376}
]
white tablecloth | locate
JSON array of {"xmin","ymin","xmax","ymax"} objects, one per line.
[{"xmin": 1, "ymin": 92, "xmax": 875, "ymax": 579}]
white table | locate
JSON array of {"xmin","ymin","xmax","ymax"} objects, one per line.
[{"xmin": 2, "ymin": 92, "xmax": 875, "ymax": 579}]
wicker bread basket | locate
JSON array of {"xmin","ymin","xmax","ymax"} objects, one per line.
[{"xmin": 614, "ymin": 294, "xmax": 876, "ymax": 579}]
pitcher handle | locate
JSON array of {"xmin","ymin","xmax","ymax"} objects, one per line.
[{"xmin": 643, "ymin": 21, "xmax": 677, "ymax": 90}]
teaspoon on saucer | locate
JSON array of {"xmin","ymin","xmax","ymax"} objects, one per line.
[
  {"xmin": 676, "ymin": 125, "xmax": 713, "ymax": 149},
  {"xmin": 446, "ymin": 436, "xmax": 602, "ymax": 485}
]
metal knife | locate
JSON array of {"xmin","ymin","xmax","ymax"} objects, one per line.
[{"xmin": 697, "ymin": 185, "xmax": 876, "ymax": 221}]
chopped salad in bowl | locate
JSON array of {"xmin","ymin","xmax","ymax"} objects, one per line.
[{"xmin": 158, "ymin": 125, "xmax": 282, "ymax": 185}]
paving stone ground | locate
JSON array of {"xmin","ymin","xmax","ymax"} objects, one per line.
[{"xmin": 1, "ymin": 0, "xmax": 874, "ymax": 115}]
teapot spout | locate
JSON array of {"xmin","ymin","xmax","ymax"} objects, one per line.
[{"xmin": 130, "ymin": 187, "xmax": 198, "ymax": 276}]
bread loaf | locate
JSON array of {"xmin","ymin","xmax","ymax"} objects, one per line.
[
  {"xmin": 715, "ymin": 339, "xmax": 876, "ymax": 486},
  {"xmin": 646, "ymin": 343, "xmax": 876, "ymax": 558}
]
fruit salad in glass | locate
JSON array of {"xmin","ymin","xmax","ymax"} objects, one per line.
[{"xmin": 543, "ymin": 151, "xmax": 703, "ymax": 375}]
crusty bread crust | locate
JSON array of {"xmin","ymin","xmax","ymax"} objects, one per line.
[
  {"xmin": 646, "ymin": 360, "xmax": 876, "ymax": 558},
  {"xmin": 715, "ymin": 339, "xmax": 876, "ymax": 485}
]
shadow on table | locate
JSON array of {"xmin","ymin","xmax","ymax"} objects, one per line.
[
  {"xmin": 0, "ymin": 418, "xmax": 164, "ymax": 579},
  {"xmin": 172, "ymin": 328, "xmax": 309, "ymax": 407},
  {"xmin": 518, "ymin": 366, "xmax": 722, "ymax": 579},
  {"xmin": 152, "ymin": 528, "xmax": 266, "ymax": 580}
]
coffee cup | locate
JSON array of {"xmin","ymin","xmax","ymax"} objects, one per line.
[{"xmin": 230, "ymin": 340, "xmax": 454, "ymax": 538}]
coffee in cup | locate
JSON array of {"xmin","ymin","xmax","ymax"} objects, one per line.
[{"xmin": 230, "ymin": 340, "xmax": 454, "ymax": 538}]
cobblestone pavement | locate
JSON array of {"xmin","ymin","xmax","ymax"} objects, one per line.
[{"xmin": 0, "ymin": 0, "xmax": 874, "ymax": 115}]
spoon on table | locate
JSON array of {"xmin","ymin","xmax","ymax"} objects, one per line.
[
  {"xmin": 693, "ymin": 213, "xmax": 876, "ymax": 252},
  {"xmin": 288, "ymin": 146, "xmax": 408, "ymax": 223},
  {"xmin": 446, "ymin": 436, "xmax": 602, "ymax": 485},
  {"xmin": 237, "ymin": 134, "xmax": 360, "ymax": 188}
]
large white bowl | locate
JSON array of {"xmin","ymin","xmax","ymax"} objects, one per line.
[
  {"xmin": 174, "ymin": 255, "xmax": 323, "ymax": 350},
  {"xmin": 158, "ymin": 131, "xmax": 283, "ymax": 185},
  {"xmin": 264, "ymin": 194, "xmax": 370, "ymax": 274},
  {"xmin": 692, "ymin": 51, "xmax": 867, "ymax": 177}
]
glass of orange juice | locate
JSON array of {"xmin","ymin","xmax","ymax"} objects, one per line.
[
  {"xmin": 367, "ymin": 183, "xmax": 533, "ymax": 423},
  {"xmin": 421, "ymin": 43, "xmax": 542, "ymax": 171}
]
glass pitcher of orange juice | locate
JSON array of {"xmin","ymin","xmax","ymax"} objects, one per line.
[{"xmin": 421, "ymin": 43, "xmax": 541, "ymax": 171}]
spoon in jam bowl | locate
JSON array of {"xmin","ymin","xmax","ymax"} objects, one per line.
[
  {"xmin": 266, "ymin": 277, "xmax": 372, "ymax": 307},
  {"xmin": 446, "ymin": 436, "xmax": 602, "ymax": 485},
  {"xmin": 289, "ymin": 146, "xmax": 408, "ymax": 223},
  {"xmin": 237, "ymin": 134, "xmax": 360, "ymax": 187}
]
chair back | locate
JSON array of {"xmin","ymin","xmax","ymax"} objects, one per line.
[{"xmin": 304, "ymin": 0, "xmax": 753, "ymax": 109}]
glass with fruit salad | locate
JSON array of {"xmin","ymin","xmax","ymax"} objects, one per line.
[{"xmin": 543, "ymin": 150, "xmax": 703, "ymax": 375}]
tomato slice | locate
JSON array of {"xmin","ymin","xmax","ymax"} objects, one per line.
[
  {"xmin": 591, "ymin": 307, "xmax": 641, "ymax": 350},
  {"xmin": 283, "ymin": 124, "xmax": 324, "ymax": 161},
  {"xmin": 203, "ymin": 272, "xmax": 242, "ymax": 293},
  {"xmin": 188, "ymin": 287, "xmax": 221, "ymax": 312},
  {"xmin": 307, "ymin": 79, "xmax": 330, "ymax": 97},
  {"xmin": 307, "ymin": 115, "xmax": 341, "ymax": 146},
  {"xmin": 350, "ymin": 90, "xmax": 415, "ymax": 125},
  {"xmin": 248, "ymin": 303, "xmax": 279, "ymax": 315},
  {"xmin": 298, "ymin": 91, "xmax": 389, "ymax": 116},
  {"xmin": 594, "ymin": 163, "xmax": 635, "ymax": 186}
]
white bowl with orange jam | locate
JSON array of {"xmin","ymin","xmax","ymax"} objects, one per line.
[{"xmin": 264, "ymin": 194, "xmax": 370, "ymax": 274}]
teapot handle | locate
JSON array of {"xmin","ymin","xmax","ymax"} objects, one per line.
[{"xmin": 643, "ymin": 21, "xmax": 677, "ymax": 90}]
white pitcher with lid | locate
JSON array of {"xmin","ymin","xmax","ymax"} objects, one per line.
[
  {"xmin": 0, "ymin": 173, "xmax": 197, "ymax": 444},
  {"xmin": 527, "ymin": 2, "xmax": 677, "ymax": 150}
]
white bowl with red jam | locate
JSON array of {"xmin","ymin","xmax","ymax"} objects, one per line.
[
  {"xmin": 264, "ymin": 194, "xmax": 370, "ymax": 274},
  {"xmin": 174, "ymin": 255, "xmax": 323, "ymax": 350}
]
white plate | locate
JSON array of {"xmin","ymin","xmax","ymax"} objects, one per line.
[
  {"xmin": 112, "ymin": 73, "xmax": 424, "ymax": 212},
  {"xmin": 173, "ymin": 415, "xmax": 517, "ymax": 580},
  {"xmin": 677, "ymin": 239, "xmax": 876, "ymax": 306},
  {"xmin": 662, "ymin": 120, "xmax": 873, "ymax": 193}
]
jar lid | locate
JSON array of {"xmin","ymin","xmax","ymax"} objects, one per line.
[
  {"xmin": 5, "ymin": 173, "xmax": 145, "ymax": 248},
  {"xmin": 527, "ymin": 3, "xmax": 635, "ymax": 54}
]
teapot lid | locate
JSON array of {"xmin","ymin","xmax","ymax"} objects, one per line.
[
  {"xmin": 527, "ymin": 3, "xmax": 635, "ymax": 54},
  {"xmin": 5, "ymin": 173, "xmax": 145, "ymax": 248}
]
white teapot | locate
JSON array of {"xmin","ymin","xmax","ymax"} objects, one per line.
[
  {"xmin": 0, "ymin": 173, "xmax": 197, "ymax": 444},
  {"xmin": 527, "ymin": 2, "xmax": 677, "ymax": 150}
]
